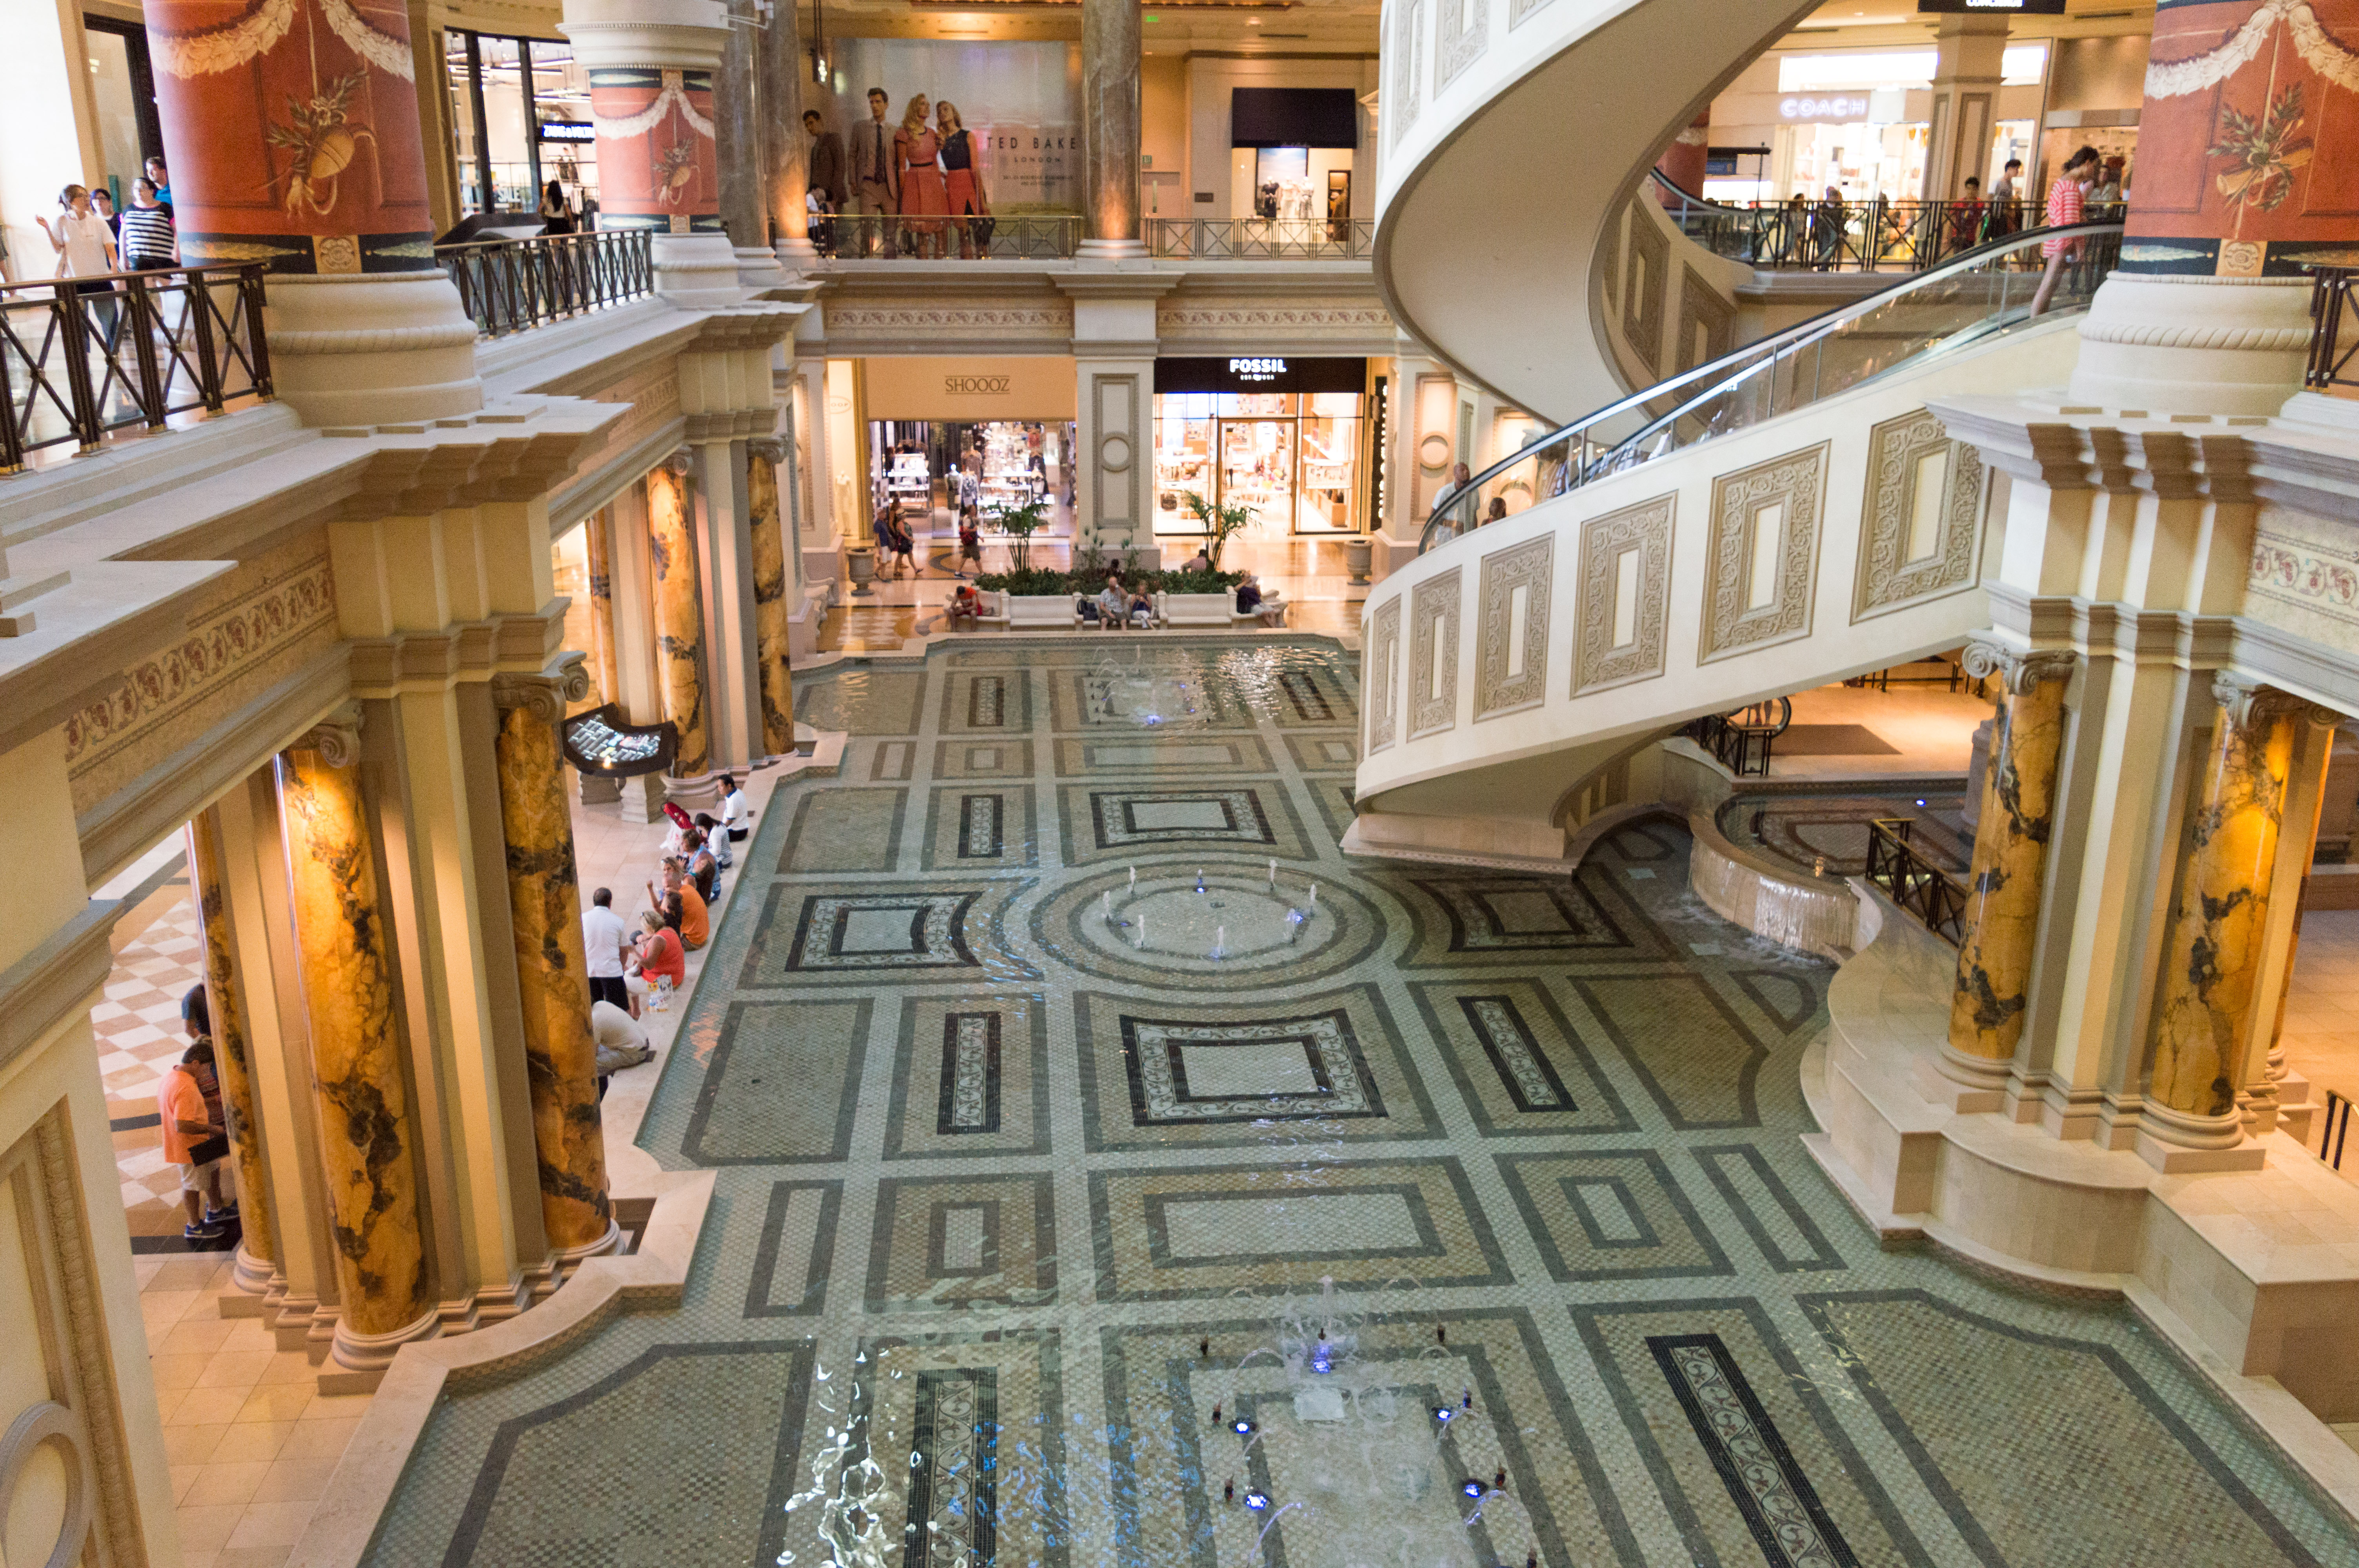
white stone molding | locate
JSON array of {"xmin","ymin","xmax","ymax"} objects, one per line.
[
  {"xmin": 1474, "ymin": 534, "xmax": 1552, "ymax": 720},
  {"xmin": 1958, "ymin": 638, "xmax": 2074, "ymax": 695},
  {"xmin": 1390, "ymin": 0, "xmax": 1425, "ymax": 146},
  {"xmin": 2068, "ymin": 274, "xmax": 2314, "ymax": 418},
  {"xmin": 1853, "ymin": 410, "xmax": 1985, "ymax": 623},
  {"xmin": 1367, "ymin": 596, "xmax": 1402, "ymax": 755},
  {"xmin": 2210, "ymin": 671, "xmax": 2341, "ymax": 733},
  {"xmin": 1437, "ymin": 0, "xmax": 1488, "ymax": 90},
  {"xmin": 1408, "ymin": 567, "xmax": 1462, "ymax": 739},
  {"xmin": 1572, "ymin": 494, "xmax": 1673, "ymax": 695},
  {"xmin": 1699, "ymin": 443, "xmax": 1827, "ymax": 664},
  {"xmin": 0, "ymin": 1399, "xmax": 95, "ymax": 1568}
]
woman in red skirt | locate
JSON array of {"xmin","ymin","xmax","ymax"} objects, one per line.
[
  {"xmin": 937, "ymin": 101, "xmax": 992, "ymax": 260},
  {"xmin": 895, "ymin": 93, "xmax": 950, "ymax": 258}
]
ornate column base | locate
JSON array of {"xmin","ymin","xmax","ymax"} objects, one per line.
[
  {"xmin": 1075, "ymin": 238, "xmax": 1149, "ymax": 261},
  {"xmin": 654, "ymin": 233, "xmax": 746, "ymax": 307},
  {"xmin": 264, "ymin": 271, "xmax": 484, "ymax": 426},
  {"xmin": 1930, "ymin": 1040, "xmax": 2011, "ymax": 1112},
  {"xmin": 579, "ymin": 771, "xmax": 623, "ymax": 806},
  {"xmin": 321, "ymin": 1308, "xmax": 441, "ymax": 1394},
  {"xmin": 2066, "ymin": 275, "xmax": 2312, "ymax": 418},
  {"xmin": 218, "ymin": 1243, "xmax": 275, "ymax": 1317},
  {"xmin": 664, "ymin": 770, "xmax": 720, "ymax": 808},
  {"xmin": 618, "ymin": 772, "xmax": 668, "ymax": 824},
  {"xmin": 735, "ymin": 245, "xmax": 788, "ymax": 287},
  {"xmin": 773, "ymin": 235, "xmax": 820, "ymax": 265},
  {"xmin": 2133, "ymin": 1098, "xmax": 2269, "ymax": 1174}
]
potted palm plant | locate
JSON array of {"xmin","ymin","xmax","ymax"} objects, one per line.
[{"xmin": 1183, "ymin": 492, "xmax": 1254, "ymax": 569}]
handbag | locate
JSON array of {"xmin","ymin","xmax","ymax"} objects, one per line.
[{"xmin": 971, "ymin": 214, "xmax": 997, "ymax": 248}]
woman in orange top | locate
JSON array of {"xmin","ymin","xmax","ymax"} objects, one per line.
[
  {"xmin": 895, "ymin": 93, "xmax": 949, "ymax": 258},
  {"xmin": 634, "ymin": 911, "xmax": 685, "ymax": 993}
]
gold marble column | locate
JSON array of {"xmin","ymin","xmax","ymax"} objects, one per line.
[
  {"xmin": 646, "ymin": 457, "xmax": 711, "ymax": 778},
  {"xmin": 1945, "ymin": 643, "xmax": 2076, "ymax": 1083},
  {"xmin": 2149, "ymin": 677, "xmax": 2332, "ymax": 1127},
  {"xmin": 276, "ymin": 711, "xmax": 435, "ymax": 1364},
  {"xmin": 491, "ymin": 660, "xmax": 619, "ymax": 1261},
  {"xmin": 583, "ymin": 506, "xmax": 622, "ymax": 709},
  {"xmin": 187, "ymin": 808, "xmax": 280, "ymax": 1298},
  {"xmin": 749, "ymin": 439, "xmax": 796, "ymax": 758}
]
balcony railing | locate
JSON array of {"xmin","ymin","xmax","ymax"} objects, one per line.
[
  {"xmin": 1864, "ymin": 817, "xmax": 1968, "ymax": 945},
  {"xmin": 1682, "ymin": 697, "xmax": 1791, "ymax": 778},
  {"xmin": 810, "ymin": 212, "xmax": 1083, "ymax": 261},
  {"xmin": 1652, "ymin": 171, "xmax": 2125, "ymax": 274},
  {"xmin": 436, "ymin": 230, "xmax": 654, "ymax": 338},
  {"xmin": 1147, "ymin": 218, "xmax": 1374, "ymax": 261},
  {"xmin": 2305, "ymin": 265, "xmax": 2359, "ymax": 393},
  {"xmin": 1, "ymin": 264, "xmax": 273, "ymax": 474}
]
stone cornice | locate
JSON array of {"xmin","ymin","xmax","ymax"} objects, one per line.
[
  {"xmin": 1927, "ymin": 393, "xmax": 2348, "ymax": 508},
  {"xmin": 1052, "ymin": 273, "xmax": 1186, "ymax": 301},
  {"xmin": 0, "ymin": 901, "xmax": 118, "ymax": 1081},
  {"xmin": 680, "ymin": 303, "xmax": 801, "ymax": 356},
  {"xmin": 330, "ymin": 400, "xmax": 624, "ymax": 520},
  {"xmin": 346, "ymin": 610, "xmax": 561, "ymax": 695}
]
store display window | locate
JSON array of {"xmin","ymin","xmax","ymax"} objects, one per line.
[
  {"xmin": 868, "ymin": 420, "xmax": 1077, "ymax": 533},
  {"xmin": 1151, "ymin": 359, "xmax": 1369, "ymax": 538}
]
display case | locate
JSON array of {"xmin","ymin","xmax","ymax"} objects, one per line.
[{"xmin": 885, "ymin": 451, "xmax": 932, "ymax": 512}]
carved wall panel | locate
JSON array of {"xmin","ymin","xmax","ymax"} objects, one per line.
[
  {"xmin": 1391, "ymin": 0, "xmax": 1426, "ymax": 146},
  {"xmin": 1475, "ymin": 535, "xmax": 1552, "ymax": 719},
  {"xmin": 1676, "ymin": 266, "xmax": 1735, "ymax": 373},
  {"xmin": 1573, "ymin": 495, "xmax": 1674, "ymax": 695},
  {"xmin": 1367, "ymin": 596, "xmax": 1402, "ymax": 754},
  {"xmin": 1699, "ymin": 444, "xmax": 1827, "ymax": 664},
  {"xmin": 1438, "ymin": 0, "xmax": 1488, "ymax": 89},
  {"xmin": 1408, "ymin": 568, "xmax": 1463, "ymax": 738},
  {"xmin": 1852, "ymin": 410, "xmax": 1985, "ymax": 622},
  {"xmin": 1622, "ymin": 214, "xmax": 1668, "ymax": 379}
]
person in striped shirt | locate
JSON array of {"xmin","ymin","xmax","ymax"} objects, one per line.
[
  {"xmin": 2030, "ymin": 145, "xmax": 2101, "ymax": 316},
  {"xmin": 118, "ymin": 178, "xmax": 176, "ymax": 271}
]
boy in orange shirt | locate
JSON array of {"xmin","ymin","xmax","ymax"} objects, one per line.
[{"xmin": 161, "ymin": 986, "xmax": 233, "ymax": 1241}]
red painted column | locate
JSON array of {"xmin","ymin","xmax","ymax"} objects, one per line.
[
  {"xmin": 1656, "ymin": 112, "xmax": 1711, "ymax": 201},
  {"xmin": 142, "ymin": 0, "xmax": 436, "ymax": 274},
  {"xmin": 2121, "ymin": 0, "xmax": 2359, "ymax": 278},
  {"xmin": 588, "ymin": 67, "xmax": 724, "ymax": 238}
]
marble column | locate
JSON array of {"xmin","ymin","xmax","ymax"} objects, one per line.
[
  {"xmin": 749, "ymin": 438, "xmax": 797, "ymax": 757},
  {"xmin": 756, "ymin": 0, "xmax": 816, "ymax": 261},
  {"xmin": 141, "ymin": 0, "xmax": 482, "ymax": 424},
  {"xmin": 186, "ymin": 809, "xmax": 280, "ymax": 1298},
  {"xmin": 491, "ymin": 661, "xmax": 620, "ymax": 1262},
  {"xmin": 714, "ymin": 0, "xmax": 783, "ymax": 284},
  {"xmin": 275, "ymin": 711, "xmax": 435, "ymax": 1366},
  {"xmin": 1921, "ymin": 13, "xmax": 2006, "ymax": 203},
  {"xmin": 647, "ymin": 458, "xmax": 714, "ymax": 782},
  {"xmin": 2148, "ymin": 677, "xmax": 2331, "ymax": 1136},
  {"xmin": 1945, "ymin": 644, "xmax": 2076, "ymax": 1086},
  {"xmin": 1080, "ymin": 0, "xmax": 1144, "ymax": 259},
  {"xmin": 561, "ymin": 0, "xmax": 740, "ymax": 305},
  {"xmin": 2068, "ymin": 0, "xmax": 2359, "ymax": 414},
  {"xmin": 583, "ymin": 507, "xmax": 622, "ymax": 710}
]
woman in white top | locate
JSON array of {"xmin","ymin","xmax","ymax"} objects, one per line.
[{"xmin": 35, "ymin": 185, "xmax": 119, "ymax": 342}]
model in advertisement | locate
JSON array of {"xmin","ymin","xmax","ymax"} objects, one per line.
[
  {"xmin": 938, "ymin": 101, "xmax": 992, "ymax": 259},
  {"xmin": 896, "ymin": 93, "xmax": 950, "ymax": 258}
]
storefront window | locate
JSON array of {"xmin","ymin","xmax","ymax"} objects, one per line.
[
  {"xmin": 869, "ymin": 420, "xmax": 1077, "ymax": 533},
  {"xmin": 1150, "ymin": 359, "xmax": 1369, "ymax": 538},
  {"xmin": 447, "ymin": 31, "xmax": 598, "ymax": 220}
]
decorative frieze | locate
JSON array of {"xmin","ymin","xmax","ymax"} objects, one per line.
[{"xmin": 1474, "ymin": 535, "xmax": 1552, "ymax": 719}]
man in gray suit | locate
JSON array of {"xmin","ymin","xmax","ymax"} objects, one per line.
[
  {"xmin": 848, "ymin": 87, "xmax": 898, "ymax": 258},
  {"xmin": 804, "ymin": 109, "xmax": 847, "ymax": 255}
]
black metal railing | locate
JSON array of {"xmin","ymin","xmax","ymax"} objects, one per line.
[
  {"xmin": 2305, "ymin": 265, "xmax": 2359, "ymax": 392},
  {"xmin": 2323, "ymin": 1090, "xmax": 2353, "ymax": 1170},
  {"xmin": 1683, "ymin": 698, "xmax": 1791, "ymax": 777},
  {"xmin": 1651, "ymin": 171, "xmax": 2125, "ymax": 274},
  {"xmin": 436, "ymin": 230, "xmax": 653, "ymax": 338},
  {"xmin": 1147, "ymin": 217, "xmax": 1374, "ymax": 260},
  {"xmin": 1, "ymin": 263, "xmax": 273, "ymax": 474},
  {"xmin": 1864, "ymin": 817, "xmax": 1968, "ymax": 945},
  {"xmin": 810, "ymin": 212, "xmax": 1083, "ymax": 261}
]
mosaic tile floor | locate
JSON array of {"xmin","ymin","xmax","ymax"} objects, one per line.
[{"xmin": 361, "ymin": 640, "xmax": 2359, "ymax": 1568}]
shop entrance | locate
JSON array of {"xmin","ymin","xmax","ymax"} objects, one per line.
[
  {"xmin": 858, "ymin": 357, "xmax": 1081, "ymax": 554},
  {"xmin": 1153, "ymin": 359, "xmax": 1369, "ymax": 538}
]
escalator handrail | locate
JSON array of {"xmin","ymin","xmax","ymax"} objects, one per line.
[
  {"xmin": 1647, "ymin": 168, "xmax": 1754, "ymax": 221},
  {"xmin": 1420, "ymin": 219, "xmax": 2124, "ymax": 552}
]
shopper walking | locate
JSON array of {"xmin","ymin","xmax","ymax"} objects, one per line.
[
  {"xmin": 937, "ymin": 100, "xmax": 990, "ymax": 259},
  {"xmin": 35, "ymin": 185, "xmax": 120, "ymax": 343},
  {"xmin": 1988, "ymin": 159, "xmax": 2023, "ymax": 236},
  {"xmin": 2030, "ymin": 145, "xmax": 2100, "ymax": 317},
  {"xmin": 849, "ymin": 88, "xmax": 899, "ymax": 257}
]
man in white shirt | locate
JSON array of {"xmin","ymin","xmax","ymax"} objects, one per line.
[
  {"xmin": 718, "ymin": 775, "xmax": 750, "ymax": 843},
  {"xmin": 582, "ymin": 887, "xmax": 631, "ymax": 1010}
]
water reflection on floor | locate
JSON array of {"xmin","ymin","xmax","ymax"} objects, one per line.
[{"xmin": 361, "ymin": 639, "xmax": 2359, "ymax": 1568}]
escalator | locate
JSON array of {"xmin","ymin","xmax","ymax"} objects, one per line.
[{"xmin": 1349, "ymin": 223, "xmax": 2122, "ymax": 868}]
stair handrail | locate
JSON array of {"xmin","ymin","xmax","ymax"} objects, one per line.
[{"xmin": 1418, "ymin": 219, "xmax": 2124, "ymax": 557}]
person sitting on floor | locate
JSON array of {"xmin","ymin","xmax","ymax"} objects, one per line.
[
  {"xmin": 629, "ymin": 911, "xmax": 685, "ymax": 1013},
  {"xmin": 693, "ymin": 812, "xmax": 731, "ymax": 872},
  {"xmin": 591, "ymin": 998, "xmax": 654, "ymax": 1098}
]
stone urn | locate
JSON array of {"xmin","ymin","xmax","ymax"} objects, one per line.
[
  {"xmin": 845, "ymin": 544, "xmax": 877, "ymax": 597},
  {"xmin": 1344, "ymin": 535, "xmax": 1374, "ymax": 585}
]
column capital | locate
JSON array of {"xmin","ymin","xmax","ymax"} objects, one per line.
[
  {"xmin": 290, "ymin": 704, "xmax": 364, "ymax": 767},
  {"xmin": 749, "ymin": 435, "xmax": 787, "ymax": 464},
  {"xmin": 664, "ymin": 448, "xmax": 697, "ymax": 477},
  {"xmin": 1961, "ymin": 639, "xmax": 2075, "ymax": 695},
  {"xmin": 491, "ymin": 654, "xmax": 593, "ymax": 727},
  {"xmin": 2211, "ymin": 672, "xmax": 2340, "ymax": 732}
]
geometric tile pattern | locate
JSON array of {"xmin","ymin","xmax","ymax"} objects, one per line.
[{"xmin": 366, "ymin": 641, "xmax": 2359, "ymax": 1568}]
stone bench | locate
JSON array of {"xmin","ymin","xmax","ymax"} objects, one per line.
[
  {"xmin": 1158, "ymin": 591, "xmax": 1283, "ymax": 628},
  {"xmin": 974, "ymin": 592, "xmax": 1081, "ymax": 631}
]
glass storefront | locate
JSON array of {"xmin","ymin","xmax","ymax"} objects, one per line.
[
  {"xmin": 445, "ymin": 31, "xmax": 597, "ymax": 220},
  {"xmin": 869, "ymin": 421, "xmax": 1077, "ymax": 531},
  {"xmin": 1152, "ymin": 359, "xmax": 1370, "ymax": 538}
]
